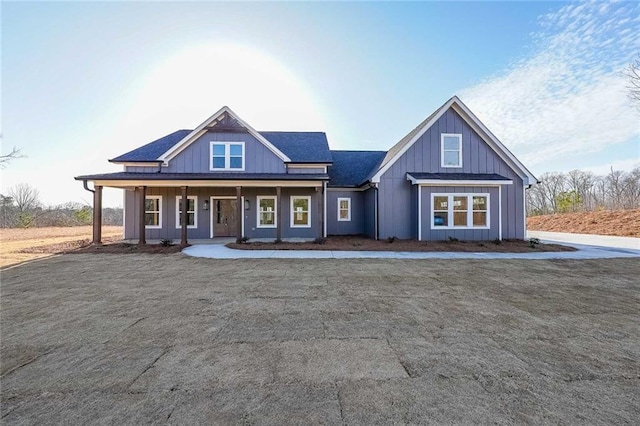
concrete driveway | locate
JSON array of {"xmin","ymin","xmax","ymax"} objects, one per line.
[
  {"xmin": 527, "ymin": 230, "xmax": 640, "ymax": 250},
  {"xmin": 1, "ymin": 254, "xmax": 639, "ymax": 424}
]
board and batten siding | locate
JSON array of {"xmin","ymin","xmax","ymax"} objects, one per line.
[
  {"xmin": 378, "ymin": 107, "xmax": 525, "ymax": 240},
  {"xmin": 287, "ymin": 167, "xmax": 326, "ymax": 174},
  {"xmin": 326, "ymin": 191, "xmax": 364, "ymax": 235},
  {"xmin": 163, "ymin": 130, "xmax": 286, "ymax": 173}
]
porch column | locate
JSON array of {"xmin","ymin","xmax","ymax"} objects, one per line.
[
  {"xmin": 276, "ymin": 186, "xmax": 282, "ymax": 242},
  {"xmin": 138, "ymin": 186, "xmax": 146, "ymax": 245},
  {"xmin": 180, "ymin": 186, "xmax": 188, "ymax": 246},
  {"xmin": 318, "ymin": 184, "xmax": 324, "ymax": 239},
  {"xmin": 236, "ymin": 186, "xmax": 242, "ymax": 243},
  {"xmin": 92, "ymin": 185, "xmax": 102, "ymax": 244}
]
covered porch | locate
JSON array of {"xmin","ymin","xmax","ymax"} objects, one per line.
[{"xmin": 75, "ymin": 172, "xmax": 328, "ymax": 245}]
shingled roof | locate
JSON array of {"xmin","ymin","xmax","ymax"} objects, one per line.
[
  {"xmin": 328, "ymin": 150, "xmax": 387, "ymax": 187},
  {"xmin": 110, "ymin": 130, "xmax": 332, "ymax": 164}
]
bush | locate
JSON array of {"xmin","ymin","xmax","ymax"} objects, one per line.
[
  {"xmin": 386, "ymin": 236, "xmax": 396, "ymax": 243},
  {"xmin": 448, "ymin": 236, "xmax": 459, "ymax": 242},
  {"xmin": 528, "ymin": 237, "xmax": 541, "ymax": 248},
  {"xmin": 493, "ymin": 238, "xmax": 502, "ymax": 245},
  {"xmin": 314, "ymin": 237, "xmax": 327, "ymax": 245},
  {"xmin": 159, "ymin": 239, "xmax": 173, "ymax": 247}
]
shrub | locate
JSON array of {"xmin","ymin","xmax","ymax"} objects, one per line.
[
  {"xmin": 528, "ymin": 237, "xmax": 541, "ymax": 248},
  {"xmin": 448, "ymin": 236, "xmax": 459, "ymax": 242},
  {"xmin": 314, "ymin": 237, "xmax": 327, "ymax": 245},
  {"xmin": 159, "ymin": 239, "xmax": 173, "ymax": 247},
  {"xmin": 386, "ymin": 236, "xmax": 396, "ymax": 243},
  {"xmin": 493, "ymin": 238, "xmax": 502, "ymax": 245}
]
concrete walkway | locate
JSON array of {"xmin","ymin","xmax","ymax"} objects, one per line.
[
  {"xmin": 527, "ymin": 230, "xmax": 640, "ymax": 250},
  {"xmin": 183, "ymin": 236, "xmax": 640, "ymax": 260}
]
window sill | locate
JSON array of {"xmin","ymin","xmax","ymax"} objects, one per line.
[
  {"xmin": 145, "ymin": 225, "xmax": 162, "ymax": 229},
  {"xmin": 257, "ymin": 225, "xmax": 277, "ymax": 229},
  {"xmin": 291, "ymin": 224, "xmax": 312, "ymax": 228},
  {"xmin": 175, "ymin": 226, "xmax": 198, "ymax": 230},
  {"xmin": 210, "ymin": 168, "xmax": 245, "ymax": 172}
]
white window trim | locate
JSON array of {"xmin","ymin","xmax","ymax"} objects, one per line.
[
  {"xmin": 441, "ymin": 133, "xmax": 462, "ymax": 168},
  {"xmin": 430, "ymin": 193, "xmax": 490, "ymax": 230},
  {"xmin": 257, "ymin": 195, "xmax": 277, "ymax": 228},
  {"xmin": 337, "ymin": 197, "xmax": 351, "ymax": 221},
  {"xmin": 290, "ymin": 195, "xmax": 311, "ymax": 228},
  {"xmin": 210, "ymin": 141, "xmax": 245, "ymax": 171},
  {"xmin": 175, "ymin": 195, "xmax": 198, "ymax": 229},
  {"xmin": 145, "ymin": 195, "xmax": 162, "ymax": 229}
]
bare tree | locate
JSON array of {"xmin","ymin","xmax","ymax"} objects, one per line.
[
  {"xmin": 625, "ymin": 55, "xmax": 640, "ymax": 109},
  {"xmin": 0, "ymin": 147, "xmax": 24, "ymax": 168},
  {"xmin": 9, "ymin": 183, "xmax": 40, "ymax": 212}
]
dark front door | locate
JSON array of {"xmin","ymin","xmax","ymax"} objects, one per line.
[{"xmin": 212, "ymin": 199, "xmax": 238, "ymax": 237}]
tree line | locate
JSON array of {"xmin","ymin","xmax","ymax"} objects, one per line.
[
  {"xmin": 0, "ymin": 183, "xmax": 122, "ymax": 228},
  {"xmin": 527, "ymin": 167, "xmax": 640, "ymax": 215}
]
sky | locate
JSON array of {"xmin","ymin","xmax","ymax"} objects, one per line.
[{"xmin": 2, "ymin": 1, "xmax": 639, "ymax": 207}]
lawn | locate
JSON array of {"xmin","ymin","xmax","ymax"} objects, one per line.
[
  {"xmin": 0, "ymin": 226, "xmax": 123, "ymax": 268},
  {"xmin": 1, "ymin": 254, "xmax": 638, "ymax": 423}
]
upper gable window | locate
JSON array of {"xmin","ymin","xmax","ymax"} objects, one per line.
[
  {"xmin": 210, "ymin": 142, "xmax": 245, "ymax": 171},
  {"xmin": 441, "ymin": 134, "xmax": 462, "ymax": 168}
]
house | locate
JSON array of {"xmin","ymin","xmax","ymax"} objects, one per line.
[{"xmin": 76, "ymin": 96, "xmax": 537, "ymax": 245}]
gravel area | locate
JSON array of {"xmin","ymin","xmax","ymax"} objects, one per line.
[{"xmin": 1, "ymin": 253, "xmax": 638, "ymax": 424}]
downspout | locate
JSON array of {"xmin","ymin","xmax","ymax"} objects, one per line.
[{"xmin": 82, "ymin": 180, "xmax": 95, "ymax": 194}]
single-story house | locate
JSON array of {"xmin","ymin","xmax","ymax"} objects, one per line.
[{"xmin": 76, "ymin": 96, "xmax": 537, "ymax": 244}]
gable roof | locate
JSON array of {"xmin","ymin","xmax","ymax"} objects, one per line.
[
  {"xmin": 158, "ymin": 106, "xmax": 291, "ymax": 164},
  {"xmin": 109, "ymin": 129, "xmax": 332, "ymax": 164},
  {"xmin": 261, "ymin": 132, "xmax": 332, "ymax": 163},
  {"xmin": 328, "ymin": 150, "xmax": 386, "ymax": 187},
  {"xmin": 109, "ymin": 130, "xmax": 191, "ymax": 163},
  {"xmin": 370, "ymin": 96, "xmax": 538, "ymax": 185}
]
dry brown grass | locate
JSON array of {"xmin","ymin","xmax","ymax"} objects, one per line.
[
  {"xmin": 527, "ymin": 210, "xmax": 640, "ymax": 237},
  {"xmin": 0, "ymin": 226, "xmax": 122, "ymax": 268}
]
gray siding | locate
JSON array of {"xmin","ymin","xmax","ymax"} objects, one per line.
[
  {"xmin": 124, "ymin": 187, "xmax": 320, "ymax": 240},
  {"xmin": 420, "ymin": 186, "xmax": 500, "ymax": 241},
  {"xmin": 362, "ymin": 188, "xmax": 376, "ymax": 238},
  {"xmin": 165, "ymin": 131, "xmax": 285, "ymax": 173},
  {"xmin": 379, "ymin": 107, "xmax": 525, "ymax": 240},
  {"xmin": 326, "ymin": 191, "xmax": 364, "ymax": 235},
  {"xmin": 287, "ymin": 167, "xmax": 325, "ymax": 174},
  {"xmin": 124, "ymin": 166, "xmax": 159, "ymax": 173}
]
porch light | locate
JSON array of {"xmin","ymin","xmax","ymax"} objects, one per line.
[
  {"xmin": 244, "ymin": 199, "xmax": 250, "ymax": 210},
  {"xmin": 203, "ymin": 199, "xmax": 209, "ymax": 211}
]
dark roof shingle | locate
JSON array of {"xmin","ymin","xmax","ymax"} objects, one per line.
[
  {"xmin": 110, "ymin": 130, "xmax": 333, "ymax": 164},
  {"xmin": 328, "ymin": 150, "xmax": 387, "ymax": 187}
]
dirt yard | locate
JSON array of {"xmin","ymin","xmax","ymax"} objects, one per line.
[
  {"xmin": 1, "ymin": 254, "xmax": 638, "ymax": 423},
  {"xmin": 527, "ymin": 209, "xmax": 640, "ymax": 237},
  {"xmin": 0, "ymin": 226, "xmax": 123, "ymax": 268},
  {"xmin": 228, "ymin": 236, "xmax": 574, "ymax": 252}
]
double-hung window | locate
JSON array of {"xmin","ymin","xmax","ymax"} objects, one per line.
[
  {"xmin": 432, "ymin": 193, "xmax": 489, "ymax": 229},
  {"xmin": 210, "ymin": 142, "xmax": 245, "ymax": 171},
  {"xmin": 257, "ymin": 196, "xmax": 277, "ymax": 228},
  {"xmin": 337, "ymin": 197, "xmax": 351, "ymax": 221},
  {"xmin": 175, "ymin": 196, "xmax": 197, "ymax": 229},
  {"xmin": 441, "ymin": 133, "xmax": 462, "ymax": 168},
  {"xmin": 290, "ymin": 196, "xmax": 311, "ymax": 228},
  {"xmin": 145, "ymin": 196, "xmax": 162, "ymax": 229}
]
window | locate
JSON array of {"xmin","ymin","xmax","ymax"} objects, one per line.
[
  {"xmin": 175, "ymin": 196, "xmax": 197, "ymax": 229},
  {"xmin": 210, "ymin": 142, "xmax": 245, "ymax": 171},
  {"xmin": 257, "ymin": 196, "xmax": 277, "ymax": 228},
  {"xmin": 441, "ymin": 133, "xmax": 462, "ymax": 168},
  {"xmin": 431, "ymin": 193, "xmax": 489, "ymax": 229},
  {"xmin": 337, "ymin": 197, "xmax": 351, "ymax": 221},
  {"xmin": 145, "ymin": 196, "xmax": 162, "ymax": 229},
  {"xmin": 290, "ymin": 196, "xmax": 311, "ymax": 228}
]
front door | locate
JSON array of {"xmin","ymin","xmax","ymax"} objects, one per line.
[{"xmin": 212, "ymin": 198, "xmax": 238, "ymax": 237}]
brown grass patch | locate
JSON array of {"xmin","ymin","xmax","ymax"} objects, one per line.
[
  {"xmin": 228, "ymin": 236, "xmax": 574, "ymax": 253},
  {"xmin": 527, "ymin": 210, "xmax": 640, "ymax": 237},
  {"xmin": 0, "ymin": 225, "xmax": 123, "ymax": 268}
]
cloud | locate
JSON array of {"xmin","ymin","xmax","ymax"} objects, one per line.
[{"xmin": 461, "ymin": 0, "xmax": 640, "ymax": 168}]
